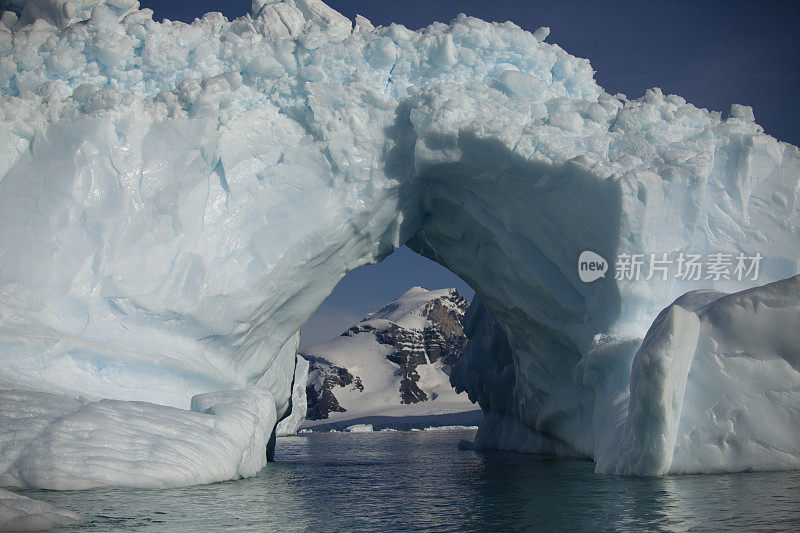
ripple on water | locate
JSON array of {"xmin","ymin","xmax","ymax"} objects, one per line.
[{"xmin": 19, "ymin": 430, "xmax": 800, "ymax": 532}]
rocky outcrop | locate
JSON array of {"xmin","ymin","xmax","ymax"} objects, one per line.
[
  {"xmin": 304, "ymin": 354, "xmax": 364, "ymax": 419},
  {"xmin": 304, "ymin": 287, "xmax": 470, "ymax": 419},
  {"xmin": 376, "ymin": 296, "xmax": 469, "ymax": 404}
]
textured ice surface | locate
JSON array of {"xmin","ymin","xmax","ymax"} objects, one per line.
[
  {"xmin": 0, "ymin": 388, "xmax": 276, "ymax": 489},
  {"xmin": 619, "ymin": 275, "xmax": 800, "ymax": 475},
  {"xmin": 0, "ymin": 488, "xmax": 84, "ymax": 531},
  {"xmin": 460, "ymin": 278, "xmax": 800, "ymax": 476},
  {"xmin": 275, "ymin": 353, "xmax": 309, "ymax": 436},
  {"xmin": 0, "ymin": 0, "xmax": 798, "ymax": 486}
]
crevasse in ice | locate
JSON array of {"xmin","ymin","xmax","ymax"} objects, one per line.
[
  {"xmin": 275, "ymin": 353, "xmax": 308, "ymax": 436},
  {"xmin": 0, "ymin": 0, "xmax": 797, "ymax": 487}
]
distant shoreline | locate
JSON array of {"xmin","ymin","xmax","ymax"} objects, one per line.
[{"xmin": 297, "ymin": 409, "xmax": 482, "ymax": 433}]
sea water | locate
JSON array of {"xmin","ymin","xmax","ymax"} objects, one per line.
[{"xmin": 21, "ymin": 430, "xmax": 800, "ymax": 531}]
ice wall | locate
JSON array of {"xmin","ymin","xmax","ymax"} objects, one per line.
[
  {"xmin": 620, "ymin": 275, "xmax": 800, "ymax": 475},
  {"xmin": 275, "ymin": 353, "xmax": 309, "ymax": 435},
  {"xmin": 0, "ymin": 0, "xmax": 798, "ymax": 486}
]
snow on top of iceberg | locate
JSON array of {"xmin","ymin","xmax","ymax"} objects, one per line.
[{"xmin": 0, "ymin": 0, "xmax": 600, "ymax": 118}]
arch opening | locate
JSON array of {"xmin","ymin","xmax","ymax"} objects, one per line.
[
  {"xmin": 270, "ymin": 132, "xmax": 632, "ymax": 464},
  {"xmin": 288, "ymin": 245, "xmax": 479, "ymax": 433}
]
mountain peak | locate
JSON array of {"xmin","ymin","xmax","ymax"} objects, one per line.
[
  {"xmin": 405, "ymin": 286, "xmax": 429, "ymax": 293},
  {"xmin": 303, "ymin": 286, "xmax": 472, "ymax": 420},
  {"xmin": 362, "ymin": 287, "xmax": 462, "ymax": 327}
]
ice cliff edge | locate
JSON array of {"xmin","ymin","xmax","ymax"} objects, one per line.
[{"xmin": 0, "ymin": 0, "xmax": 798, "ymax": 487}]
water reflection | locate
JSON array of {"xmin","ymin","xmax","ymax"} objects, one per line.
[{"xmin": 22, "ymin": 430, "xmax": 800, "ymax": 532}]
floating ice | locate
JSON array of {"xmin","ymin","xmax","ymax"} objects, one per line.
[
  {"xmin": 0, "ymin": 0, "xmax": 798, "ymax": 487},
  {"xmin": 617, "ymin": 275, "xmax": 800, "ymax": 475},
  {"xmin": 0, "ymin": 388, "xmax": 276, "ymax": 489},
  {"xmin": 343, "ymin": 423, "xmax": 373, "ymax": 433},
  {"xmin": 0, "ymin": 488, "xmax": 84, "ymax": 531},
  {"xmin": 422, "ymin": 425, "xmax": 478, "ymax": 431}
]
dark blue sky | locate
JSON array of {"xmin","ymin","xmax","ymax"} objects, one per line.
[{"xmin": 139, "ymin": 0, "xmax": 800, "ymax": 347}]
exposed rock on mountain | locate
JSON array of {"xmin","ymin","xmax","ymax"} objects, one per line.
[
  {"xmin": 304, "ymin": 354, "xmax": 364, "ymax": 420},
  {"xmin": 303, "ymin": 287, "xmax": 471, "ymax": 421}
]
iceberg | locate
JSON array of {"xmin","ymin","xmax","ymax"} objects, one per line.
[
  {"xmin": 275, "ymin": 353, "xmax": 309, "ymax": 436},
  {"xmin": 0, "ymin": 488, "xmax": 84, "ymax": 531},
  {"xmin": 0, "ymin": 0, "xmax": 797, "ymax": 487},
  {"xmin": 0, "ymin": 388, "xmax": 276, "ymax": 489},
  {"xmin": 343, "ymin": 423, "xmax": 373, "ymax": 433},
  {"xmin": 616, "ymin": 275, "xmax": 800, "ymax": 476}
]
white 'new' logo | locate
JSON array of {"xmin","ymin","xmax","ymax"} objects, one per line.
[{"xmin": 578, "ymin": 251, "xmax": 608, "ymax": 283}]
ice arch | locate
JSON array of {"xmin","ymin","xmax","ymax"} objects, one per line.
[{"xmin": 0, "ymin": 0, "xmax": 798, "ymax": 487}]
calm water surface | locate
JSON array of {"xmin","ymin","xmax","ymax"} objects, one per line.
[{"xmin": 26, "ymin": 430, "xmax": 800, "ymax": 532}]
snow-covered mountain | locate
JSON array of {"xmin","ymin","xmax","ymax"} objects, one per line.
[{"xmin": 302, "ymin": 287, "xmax": 474, "ymax": 424}]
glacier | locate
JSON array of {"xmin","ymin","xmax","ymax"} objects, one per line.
[{"xmin": 0, "ymin": 0, "xmax": 798, "ymax": 489}]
